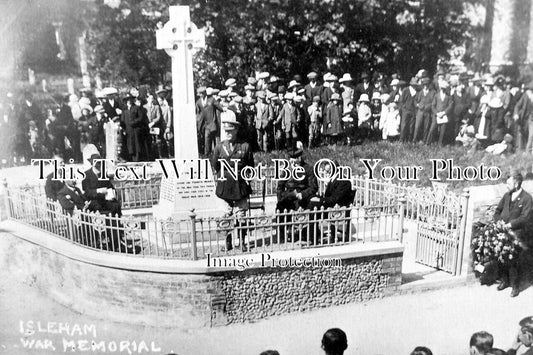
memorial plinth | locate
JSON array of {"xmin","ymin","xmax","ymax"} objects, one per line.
[{"xmin": 152, "ymin": 159, "xmax": 226, "ymax": 220}]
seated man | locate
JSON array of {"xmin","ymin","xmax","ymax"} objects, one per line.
[
  {"xmin": 82, "ymin": 153, "xmax": 122, "ymax": 217},
  {"xmin": 57, "ymin": 178, "xmax": 90, "ymax": 216},
  {"xmin": 275, "ymin": 146, "xmax": 318, "ymax": 243},
  {"xmin": 308, "ymin": 160, "xmax": 355, "ymax": 244},
  {"xmin": 508, "ymin": 316, "xmax": 533, "ymax": 355}
]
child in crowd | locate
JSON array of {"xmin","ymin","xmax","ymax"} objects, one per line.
[
  {"xmin": 341, "ymin": 108, "xmax": 356, "ymax": 145},
  {"xmin": 307, "ymin": 96, "xmax": 322, "ymax": 148},
  {"xmin": 381, "ymin": 102, "xmax": 401, "ymax": 141},
  {"xmin": 357, "ymin": 94, "xmax": 372, "ymax": 140},
  {"xmin": 370, "ymin": 92, "xmax": 382, "ymax": 139}
]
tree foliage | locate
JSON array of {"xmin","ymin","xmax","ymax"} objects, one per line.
[{"xmin": 13, "ymin": 0, "xmax": 480, "ymax": 86}]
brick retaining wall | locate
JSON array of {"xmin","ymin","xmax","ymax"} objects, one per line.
[{"xmin": 1, "ymin": 222, "xmax": 402, "ymax": 328}]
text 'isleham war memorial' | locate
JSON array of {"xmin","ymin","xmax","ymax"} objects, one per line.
[{"xmin": 3, "ymin": 1, "xmax": 533, "ymax": 354}]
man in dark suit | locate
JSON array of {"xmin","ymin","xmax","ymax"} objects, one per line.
[
  {"xmin": 275, "ymin": 146, "xmax": 318, "ymax": 243},
  {"xmin": 201, "ymin": 88, "xmax": 225, "ymax": 155},
  {"xmin": 494, "ymin": 172, "xmax": 533, "ymax": 297},
  {"xmin": 212, "ymin": 115, "xmax": 254, "ymax": 251},
  {"xmin": 83, "ymin": 105, "xmax": 107, "ymax": 156},
  {"xmin": 308, "ymin": 160, "xmax": 355, "ymax": 244},
  {"xmin": 102, "ymin": 88, "xmax": 122, "ymax": 120},
  {"xmin": 399, "ymin": 77, "xmax": 419, "ymax": 142},
  {"xmin": 304, "ymin": 72, "xmax": 323, "ymax": 106},
  {"xmin": 45, "ymin": 154, "xmax": 65, "ymax": 201},
  {"xmin": 82, "ymin": 153, "xmax": 121, "ymax": 217},
  {"xmin": 514, "ymin": 84, "xmax": 533, "ymax": 152},
  {"xmin": 57, "ymin": 179, "xmax": 90, "ymax": 215},
  {"xmin": 414, "ymin": 77, "xmax": 436, "ymax": 143},
  {"xmin": 353, "ymin": 72, "xmax": 374, "ymax": 103},
  {"xmin": 195, "ymin": 87, "xmax": 207, "ymax": 154},
  {"xmin": 426, "ymin": 80, "xmax": 454, "ymax": 145}
]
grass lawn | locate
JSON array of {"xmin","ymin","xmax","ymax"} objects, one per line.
[{"xmin": 254, "ymin": 141, "xmax": 533, "ymax": 192}]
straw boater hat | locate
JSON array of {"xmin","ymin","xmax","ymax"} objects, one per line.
[
  {"xmin": 225, "ymin": 78, "xmax": 237, "ymax": 87},
  {"xmin": 288, "ymin": 80, "xmax": 299, "ymax": 89},
  {"xmin": 103, "ymin": 87, "xmax": 118, "ymax": 96},
  {"xmin": 284, "ymin": 92, "xmax": 295, "ymax": 100}
]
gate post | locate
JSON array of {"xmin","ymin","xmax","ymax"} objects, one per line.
[
  {"xmin": 190, "ymin": 209, "xmax": 198, "ymax": 260},
  {"xmin": 455, "ymin": 188, "xmax": 470, "ymax": 276},
  {"xmin": 398, "ymin": 196, "xmax": 406, "ymax": 243}
]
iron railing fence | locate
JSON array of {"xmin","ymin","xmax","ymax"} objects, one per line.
[{"xmin": 4, "ymin": 188, "xmax": 404, "ymax": 260}]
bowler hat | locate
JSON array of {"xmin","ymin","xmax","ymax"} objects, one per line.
[{"xmin": 339, "ymin": 73, "xmax": 353, "ymax": 83}]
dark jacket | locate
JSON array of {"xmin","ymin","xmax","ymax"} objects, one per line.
[
  {"xmin": 321, "ymin": 179, "xmax": 354, "ymax": 208},
  {"xmin": 431, "ymin": 92, "xmax": 454, "ymax": 122},
  {"xmin": 57, "ymin": 185, "xmax": 86, "ymax": 215},
  {"xmin": 354, "ymin": 82, "xmax": 374, "ymax": 103},
  {"xmin": 304, "ymin": 83, "xmax": 323, "ymax": 105},
  {"xmin": 45, "ymin": 172, "xmax": 65, "ymax": 201},
  {"xmin": 103, "ymin": 99, "xmax": 122, "ymax": 119},
  {"xmin": 212, "ymin": 140, "xmax": 254, "ymax": 201},
  {"xmin": 201, "ymin": 97, "xmax": 224, "ymax": 133},
  {"xmin": 513, "ymin": 92, "xmax": 533, "ymax": 124},
  {"xmin": 277, "ymin": 162, "xmax": 318, "ymax": 210},
  {"xmin": 494, "ymin": 189, "xmax": 533, "ymax": 233},
  {"xmin": 255, "ymin": 101, "xmax": 271, "ymax": 130},
  {"xmin": 82, "ymin": 168, "xmax": 115, "ymax": 203}
]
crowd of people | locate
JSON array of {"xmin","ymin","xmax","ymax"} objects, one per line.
[
  {"xmin": 195, "ymin": 69, "xmax": 533, "ymax": 155},
  {"xmin": 0, "ymin": 87, "xmax": 174, "ymax": 166},
  {"xmin": 2, "ymin": 67, "xmax": 533, "ymax": 168},
  {"xmin": 165, "ymin": 321, "xmax": 533, "ymax": 355}
]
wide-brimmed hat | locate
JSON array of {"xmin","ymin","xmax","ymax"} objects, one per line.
[
  {"xmin": 80, "ymin": 104, "xmax": 93, "ymax": 114},
  {"xmin": 339, "ymin": 73, "xmax": 353, "ymax": 83},
  {"xmin": 358, "ymin": 93, "xmax": 370, "ymax": 102},
  {"xmin": 371, "ymin": 92, "xmax": 381, "ymax": 100},
  {"xmin": 288, "ymin": 80, "xmax": 300, "ymax": 89},
  {"xmin": 103, "ymin": 87, "xmax": 118, "ymax": 96},
  {"xmin": 283, "ymin": 92, "xmax": 294, "ymax": 100},
  {"xmin": 225, "ymin": 78, "xmax": 237, "ymax": 87}
]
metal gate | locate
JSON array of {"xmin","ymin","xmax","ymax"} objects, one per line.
[{"xmin": 413, "ymin": 185, "xmax": 469, "ymax": 276}]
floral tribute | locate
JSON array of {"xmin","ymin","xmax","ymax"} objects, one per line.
[{"xmin": 471, "ymin": 220, "xmax": 520, "ymax": 269}]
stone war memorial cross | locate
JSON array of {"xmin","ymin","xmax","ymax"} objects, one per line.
[{"xmin": 154, "ymin": 6, "xmax": 226, "ymax": 220}]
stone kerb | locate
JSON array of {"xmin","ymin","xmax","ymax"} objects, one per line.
[{"xmin": 1, "ymin": 219, "xmax": 403, "ymax": 328}]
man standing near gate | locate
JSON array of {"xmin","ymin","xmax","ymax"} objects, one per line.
[{"xmin": 494, "ymin": 172, "xmax": 533, "ymax": 297}]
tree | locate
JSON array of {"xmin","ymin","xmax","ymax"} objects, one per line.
[{"xmin": 83, "ymin": 0, "xmax": 480, "ymax": 87}]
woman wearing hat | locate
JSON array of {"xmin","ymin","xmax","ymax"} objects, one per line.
[
  {"xmin": 340, "ymin": 73, "xmax": 354, "ymax": 113},
  {"xmin": 357, "ymin": 94, "xmax": 372, "ymax": 140},
  {"xmin": 324, "ymin": 93, "xmax": 343, "ymax": 145},
  {"xmin": 211, "ymin": 115, "xmax": 254, "ymax": 251}
]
